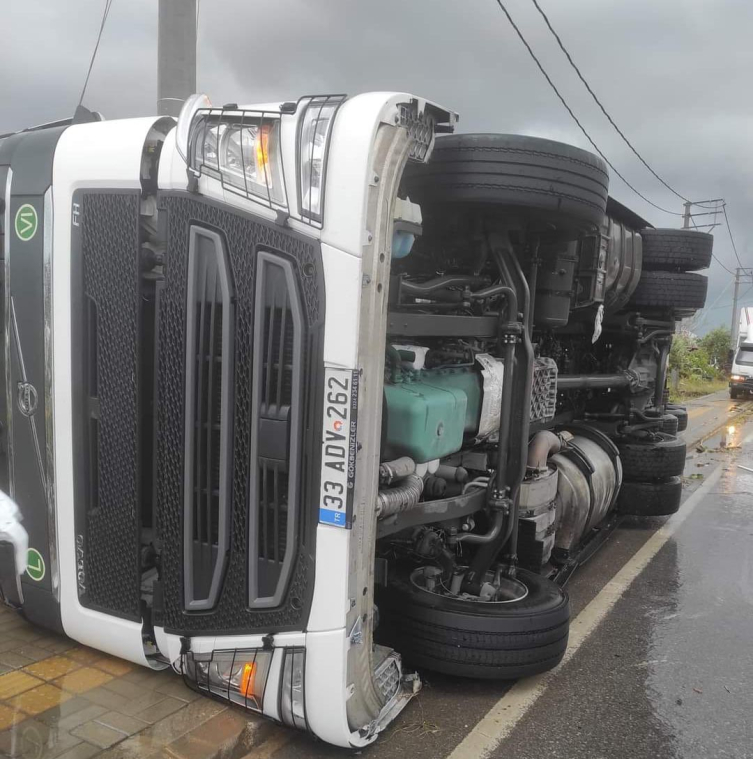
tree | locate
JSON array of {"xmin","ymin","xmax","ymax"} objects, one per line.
[
  {"xmin": 669, "ymin": 333, "xmax": 721, "ymax": 380},
  {"xmin": 699, "ymin": 326, "xmax": 731, "ymax": 369}
]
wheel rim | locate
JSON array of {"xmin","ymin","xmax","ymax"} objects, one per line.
[{"xmin": 409, "ymin": 566, "xmax": 529, "ymax": 604}]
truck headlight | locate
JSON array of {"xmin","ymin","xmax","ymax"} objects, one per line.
[
  {"xmin": 184, "ymin": 649, "xmax": 272, "ymax": 711},
  {"xmin": 297, "ymin": 96, "xmax": 345, "ymax": 222},
  {"xmin": 279, "ymin": 648, "xmax": 307, "ymax": 729},
  {"xmin": 190, "ymin": 111, "xmax": 286, "ymax": 207},
  {"xmin": 731, "ymin": 375, "xmax": 745, "ymax": 382}
]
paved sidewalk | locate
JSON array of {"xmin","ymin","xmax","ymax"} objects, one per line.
[{"xmin": 0, "ymin": 605, "xmax": 266, "ymax": 759}]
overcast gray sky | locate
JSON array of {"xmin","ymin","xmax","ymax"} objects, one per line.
[{"xmin": 2, "ymin": 0, "xmax": 751, "ymax": 333}]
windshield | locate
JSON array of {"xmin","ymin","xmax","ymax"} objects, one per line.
[{"xmin": 735, "ymin": 348, "xmax": 753, "ymax": 365}]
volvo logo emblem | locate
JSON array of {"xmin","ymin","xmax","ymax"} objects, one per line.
[{"xmin": 17, "ymin": 382, "xmax": 38, "ymax": 417}]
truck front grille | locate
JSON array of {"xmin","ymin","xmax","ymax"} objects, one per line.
[
  {"xmin": 250, "ymin": 253, "xmax": 303, "ymax": 606},
  {"xmin": 183, "ymin": 227, "xmax": 234, "ymax": 611},
  {"xmin": 155, "ymin": 194, "xmax": 323, "ymax": 635}
]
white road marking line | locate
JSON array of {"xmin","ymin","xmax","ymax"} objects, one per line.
[{"xmin": 446, "ymin": 462, "xmax": 725, "ymax": 759}]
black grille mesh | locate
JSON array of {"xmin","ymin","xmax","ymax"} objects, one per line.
[
  {"xmin": 255, "ymin": 264, "xmax": 299, "ymax": 598},
  {"xmin": 156, "ymin": 194, "xmax": 323, "ymax": 634},
  {"xmin": 185, "ymin": 236, "xmax": 231, "ymax": 607},
  {"xmin": 81, "ymin": 192, "xmax": 141, "ymax": 621}
]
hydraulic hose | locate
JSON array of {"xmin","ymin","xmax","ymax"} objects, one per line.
[
  {"xmin": 376, "ymin": 475, "xmax": 424, "ymax": 517},
  {"xmin": 400, "ymin": 275, "xmax": 487, "ymax": 296},
  {"xmin": 455, "ymin": 511, "xmax": 506, "ymax": 545},
  {"xmin": 463, "ymin": 231, "xmax": 535, "ymax": 588}
]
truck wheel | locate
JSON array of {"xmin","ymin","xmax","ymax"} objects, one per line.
[
  {"xmin": 629, "ymin": 271, "xmax": 708, "ymax": 311},
  {"xmin": 403, "ymin": 133, "xmax": 609, "ymax": 236},
  {"xmin": 662, "ymin": 413, "xmax": 679, "ymax": 435},
  {"xmin": 650, "ymin": 413, "xmax": 679, "ymax": 435},
  {"xmin": 375, "ymin": 565, "xmax": 569, "ymax": 679},
  {"xmin": 640, "ymin": 229, "xmax": 713, "ymax": 272},
  {"xmin": 616, "ymin": 432, "xmax": 687, "ymax": 479},
  {"xmin": 617, "ymin": 477, "xmax": 683, "ymax": 516},
  {"xmin": 666, "ymin": 405, "xmax": 688, "ymax": 432},
  {"xmin": 731, "ymin": 388, "xmax": 739, "ymax": 400}
]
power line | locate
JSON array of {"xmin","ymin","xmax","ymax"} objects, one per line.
[
  {"xmin": 529, "ymin": 0, "xmax": 690, "ymax": 204},
  {"xmin": 78, "ymin": 0, "xmax": 115, "ymax": 107},
  {"xmin": 711, "ymin": 253, "xmax": 735, "ymax": 276},
  {"xmin": 492, "ymin": 0, "xmax": 682, "ymax": 216},
  {"xmin": 722, "ymin": 205, "xmax": 747, "ymax": 271}
]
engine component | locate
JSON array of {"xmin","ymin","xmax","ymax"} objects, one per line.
[
  {"xmin": 392, "ymin": 196, "xmax": 422, "ymax": 260},
  {"xmin": 550, "ymin": 426, "xmax": 622, "ymax": 558},
  {"xmin": 391, "ymin": 344, "xmax": 429, "ymax": 371},
  {"xmin": 530, "ymin": 358, "xmax": 558, "ymax": 424},
  {"xmin": 383, "ymin": 370, "xmax": 475, "ymax": 463},
  {"xmin": 517, "ymin": 465, "xmax": 559, "ymax": 568},
  {"xmin": 534, "ymin": 245, "xmax": 578, "ymax": 328},
  {"xmin": 423, "ymin": 475, "xmax": 448, "ymax": 499},
  {"xmin": 376, "ymin": 475, "xmax": 424, "ymax": 517},
  {"xmin": 435, "ymin": 464, "xmax": 468, "ymax": 484},
  {"xmin": 556, "ymin": 371, "xmax": 638, "ymax": 392},
  {"xmin": 382, "ymin": 354, "xmax": 504, "ymax": 463},
  {"xmin": 526, "ymin": 430, "xmax": 570, "ymax": 472},
  {"xmin": 379, "ymin": 457, "xmax": 416, "ymax": 486}
]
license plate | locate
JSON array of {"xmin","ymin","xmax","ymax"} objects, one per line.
[{"xmin": 319, "ymin": 368, "xmax": 359, "ymax": 528}]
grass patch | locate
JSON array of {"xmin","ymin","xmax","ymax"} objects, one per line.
[{"xmin": 669, "ymin": 376, "xmax": 728, "ymax": 403}]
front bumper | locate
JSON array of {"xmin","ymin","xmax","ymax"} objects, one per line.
[
  {"xmin": 730, "ymin": 377, "xmax": 753, "ymax": 393},
  {"xmin": 0, "ymin": 491, "xmax": 29, "ymax": 607}
]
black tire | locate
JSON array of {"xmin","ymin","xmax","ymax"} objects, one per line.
[
  {"xmin": 654, "ymin": 413, "xmax": 679, "ymax": 435},
  {"xmin": 731, "ymin": 388, "xmax": 739, "ymax": 399},
  {"xmin": 640, "ymin": 229, "xmax": 713, "ymax": 272},
  {"xmin": 617, "ymin": 477, "xmax": 683, "ymax": 516},
  {"xmin": 375, "ymin": 566, "xmax": 569, "ymax": 680},
  {"xmin": 616, "ymin": 432, "xmax": 687, "ymax": 479},
  {"xmin": 403, "ymin": 134, "xmax": 609, "ymax": 236},
  {"xmin": 666, "ymin": 405, "xmax": 688, "ymax": 432},
  {"xmin": 629, "ymin": 271, "xmax": 708, "ymax": 311}
]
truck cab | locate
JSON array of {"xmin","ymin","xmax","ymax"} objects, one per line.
[{"xmin": 0, "ymin": 91, "xmax": 710, "ymax": 748}]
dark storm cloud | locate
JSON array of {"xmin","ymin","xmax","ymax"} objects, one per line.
[{"xmin": 2, "ymin": 0, "xmax": 750, "ymax": 331}]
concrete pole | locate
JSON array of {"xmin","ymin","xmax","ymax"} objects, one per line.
[
  {"xmin": 158, "ymin": 0, "xmax": 197, "ymax": 117},
  {"xmin": 731, "ymin": 268, "xmax": 741, "ymax": 350},
  {"xmin": 683, "ymin": 201, "xmax": 692, "ymax": 229}
]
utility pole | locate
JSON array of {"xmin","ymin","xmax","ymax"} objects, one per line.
[
  {"xmin": 681, "ymin": 198, "xmax": 724, "ymax": 231},
  {"xmin": 731, "ymin": 268, "xmax": 741, "ymax": 349},
  {"xmin": 683, "ymin": 201, "xmax": 692, "ymax": 229},
  {"xmin": 158, "ymin": 0, "xmax": 197, "ymax": 117}
]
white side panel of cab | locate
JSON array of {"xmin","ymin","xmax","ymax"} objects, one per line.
[
  {"xmin": 306, "ymin": 629, "xmax": 376, "ymax": 748},
  {"xmin": 321, "ymin": 243, "xmax": 361, "ymax": 369},
  {"xmin": 51, "ymin": 118, "xmax": 171, "ymax": 666},
  {"xmin": 321, "ymin": 92, "xmax": 414, "ymax": 259},
  {"xmin": 307, "ymin": 241, "xmax": 363, "ymax": 632}
]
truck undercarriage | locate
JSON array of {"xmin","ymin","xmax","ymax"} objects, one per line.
[{"xmin": 0, "ymin": 93, "xmax": 710, "ymax": 747}]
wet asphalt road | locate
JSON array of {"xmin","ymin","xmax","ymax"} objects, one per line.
[
  {"xmin": 253, "ymin": 392, "xmax": 753, "ymax": 759},
  {"xmin": 488, "ymin": 426, "xmax": 753, "ymax": 759}
]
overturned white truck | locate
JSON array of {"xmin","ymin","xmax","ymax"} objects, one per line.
[{"xmin": 0, "ymin": 92, "xmax": 709, "ymax": 746}]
